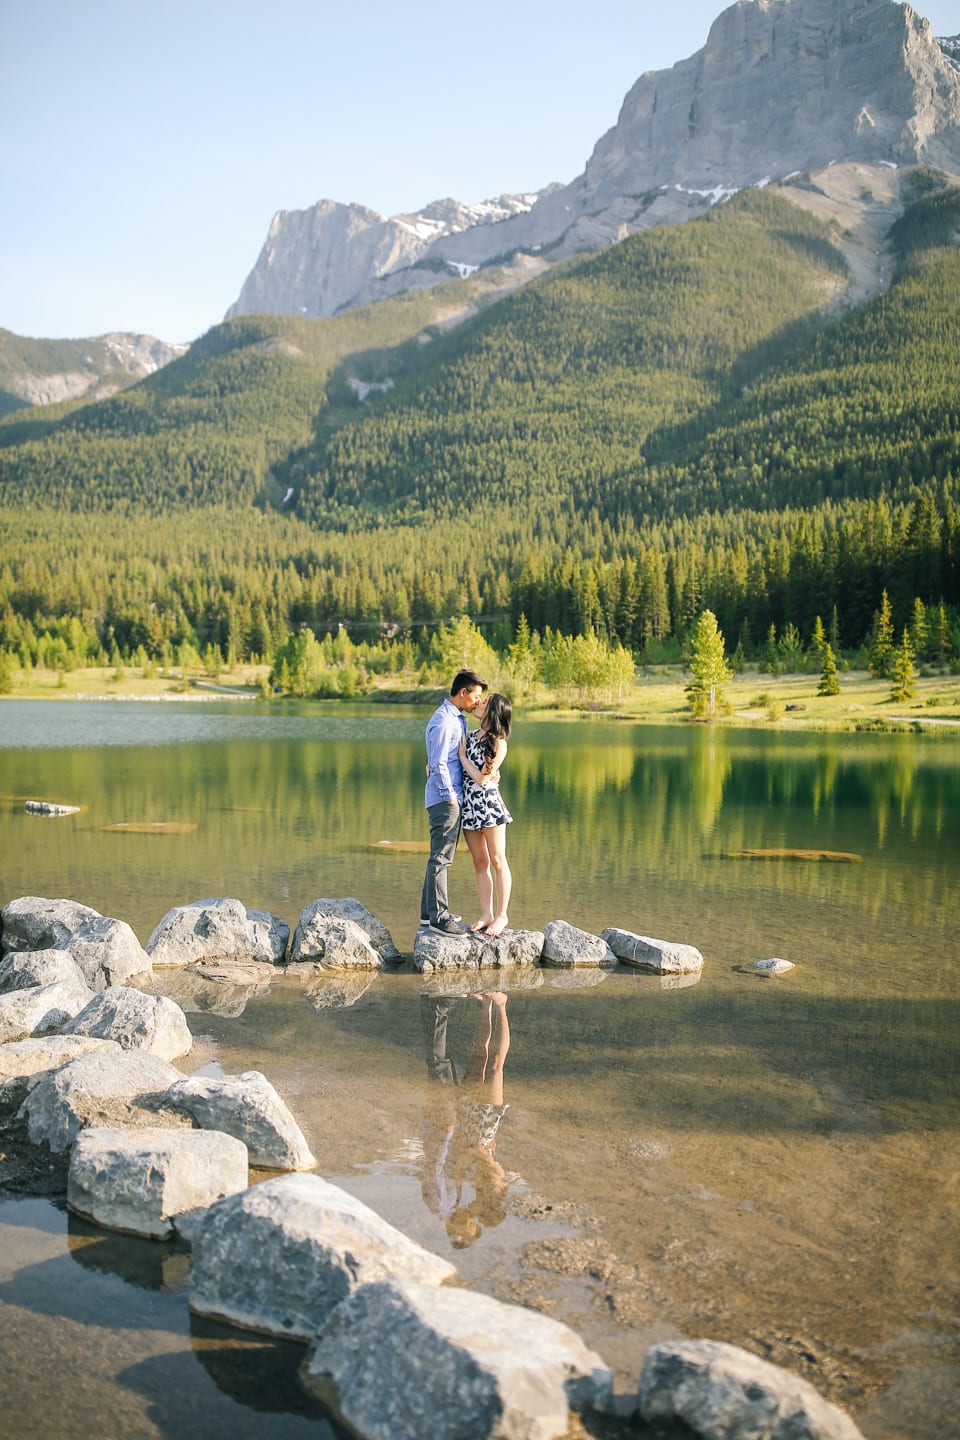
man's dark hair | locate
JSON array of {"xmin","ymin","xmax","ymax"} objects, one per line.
[{"xmin": 450, "ymin": 670, "xmax": 488, "ymax": 696}]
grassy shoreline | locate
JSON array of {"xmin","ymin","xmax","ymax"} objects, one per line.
[{"xmin": 4, "ymin": 663, "xmax": 960, "ymax": 733}]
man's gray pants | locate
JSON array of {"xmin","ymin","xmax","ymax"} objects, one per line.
[{"xmin": 421, "ymin": 801, "xmax": 461, "ymax": 926}]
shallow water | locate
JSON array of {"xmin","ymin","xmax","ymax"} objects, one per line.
[{"xmin": 0, "ymin": 699, "xmax": 958, "ymax": 1438}]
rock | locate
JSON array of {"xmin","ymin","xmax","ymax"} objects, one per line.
[
  {"xmin": 1, "ymin": 896, "xmax": 102, "ymax": 956},
  {"xmin": 65, "ymin": 915, "xmax": 152, "ymax": 988},
  {"xmin": 18, "ymin": 1046, "xmax": 187, "ymax": 1153},
  {"xmin": 25, "ymin": 800, "xmax": 81, "ymax": 816},
  {"xmin": 164, "ymin": 1070, "xmax": 315, "ymax": 1171},
  {"xmin": 290, "ymin": 898, "xmax": 400, "ymax": 965},
  {"xmin": 302, "ymin": 1278, "xmax": 615, "ymax": 1440},
  {"xmin": 0, "ymin": 1034, "xmax": 118, "ymax": 1083},
  {"xmin": 0, "ymin": 948, "xmax": 87, "ymax": 994},
  {"xmin": 289, "ymin": 914, "xmax": 382, "ymax": 970},
  {"xmin": 541, "ymin": 920, "xmax": 617, "ymax": 969},
  {"xmin": 752, "ymin": 958, "xmax": 796, "ymax": 975},
  {"xmin": 637, "ymin": 1338, "xmax": 865, "ymax": 1440},
  {"xmin": 302, "ymin": 973, "xmax": 378, "ymax": 1010},
  {"xmin": 601, "ymin": 928, "xmax": 704, "ymax": 975},
  {"xmin": 0, "ymin": 979, "xmax": 95, "ymax": 1044},
  {"xmin": 60, "ymin": 986, "xmax": 192, "ymax": 1062},
  {"xmin": 414, "ymin": 927, "xmax": 545, "ymax": 972},
  {"xmin": 189, "ymin": 1173, "xmax": 456, "ymax": 1339},
  {"xmin": 67, "ymin": 1125, "xmax": 249, "ymax": 1239},
  {"xmin": 140, "ymin": 965, "xmax": 274, "ymax": 1018},
  {"xmin": 145, "ymin": 897, "xmax": 289, "ymax": 967}
]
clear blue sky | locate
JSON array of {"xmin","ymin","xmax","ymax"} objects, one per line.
[{"xmin": 2, "ymin": 0, "xmax": 956, "ymax": 344}]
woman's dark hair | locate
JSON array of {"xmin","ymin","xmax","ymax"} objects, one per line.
[{"xmin": 480, "ymin": 694, "xmax": 512, "ymax": 755}]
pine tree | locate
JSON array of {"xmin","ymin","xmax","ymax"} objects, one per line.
[
  {"xmin": 890, "ymin": 630, "xmax": 917, "ymax": 702},
  {"xmin": 868, "ymin": 590, "xmax": 895, "ymax": 678},
  {"xmin": 817, "ymin": 642, "xmax": 840, "ymax": 696},
  {"xmin": 685, "ymin": 609, "xmax": 732, "ymax": 719}
]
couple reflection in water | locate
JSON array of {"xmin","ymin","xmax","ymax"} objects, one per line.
[{"xmin": 420, "ymin": 990, "xmax": 511, "ymax": 1248}]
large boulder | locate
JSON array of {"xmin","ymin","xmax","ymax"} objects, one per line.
[
  {"xmin": 164, "ymin": 1070, "xmax": 315, "ymax": 1171},
  {"xmin": 189, "ymin": 1173, "xmax": 456, "ymax": 1339},
  {"xmin": 541, "ymin": 920, "xmax": 617, "ymax": 968},
  {"xmin": 601, "ymin": 928, "xmax": 704, "ymax": 975},
  {"xmin": 65, "ymin": 916, "xmax": 152, "ymax": 988},
  {"xmin": 68, "ymin": 1125, "xmax": 249, "ymax": 1240},
  {"xmin": 302, "ymin": 1278, "xmax": 614, "ymax": 1440},
  {"xmin": 1, "ymin": 896, "xmax": 101, "ymax": 956},
  {"xmin": 60, "ymin": 986, "xmax": 192, "ymax": 1062},
  {"xmin": 637, "ymin": 1339, "xmax": 865, "ymax": 1440},
  {"xmin": 146, "ymin": 897, "xmax": 289, "ymax": 967},
  {"xmin": 0, "ymin": 1034, "xmax": 118, "ymax": 1084},
  {"xmin": 289, "ymin": 914, "xmax": 382, "ymax": 970},
  {"xmin": 414, "ymin": 927, "xmax": 545, "ymax": 972},
  {"xmin": 18, "ymin": 1046, "xmax": 187, "ymax": 1153},
  {"xmin": 0, "ymin": 979, "xmax": 95, "ymax": 1044},
  {"xmin": 0, "ymin": 948, "xmax": 88, "ymax": 994},
  {"xmin": 290, "ymin": 898, "xmax": 400, "ymax": 965}
]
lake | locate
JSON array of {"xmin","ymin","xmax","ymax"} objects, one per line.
[{"xmin": 0, "ymin": 699, "xmax": 957, "ymax": 1440}]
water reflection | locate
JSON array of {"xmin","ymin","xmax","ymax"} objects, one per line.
[{"xmin": 420, "ymin": 992, "xmax": 512, "ymax": 1248}]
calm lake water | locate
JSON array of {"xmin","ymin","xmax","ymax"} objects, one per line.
[{"xmin": 1, "ymin": 699, "xmax": 957, "ymax": 1440}]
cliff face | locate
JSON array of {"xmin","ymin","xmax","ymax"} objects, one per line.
[
  {"xmin": 227, "ymin": 0, "xmax": 960, "ymax": 321},
  {"xmin": 0, "ymin": 331, "xmax": 188, "ymax": 415}
]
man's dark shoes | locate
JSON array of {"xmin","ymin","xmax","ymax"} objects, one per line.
[{"xmin": 428, "ymin": 918, "xmax": 466, "ymax": 936}]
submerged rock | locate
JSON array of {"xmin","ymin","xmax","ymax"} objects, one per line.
[
  {"xmin": 61, "ymin": 986, "xmax": 192, "ymax": 1062},
  {"xmin": 0, "ymin": 978, "xmax": 94, "ymax": 1044},
  {"xmin": 146, "ymin": 897, "xmax": 290, "ymax": 967},
  {"xmin": 602, "ymin": 928, "xmax": 704, "ymax": 975},
  {"xmin": 303, "ymin": 1278, "xmax": 615, "ymax": 1440},
  {"xmin": 290, "ymin": 898, "xmax": 400, "ymax": 965},
  {"xmin": 189, "ymin": 1173, "xmax": 456, "ymax": 1339},
  {"xmin": 413, "ymin": 927, "xmax": 544, "ymax": 972},
  {"xmin": 637, "ymin": 1338, "xmax": 865, "ymax": 1440},
  {"xmin": 24, "ymin": 801, "xmax": 82, "ymax": 816},
  {"xmin": 541, "ymin": 920, "xmax": 617, "ymax": 968},
  {"xmin": 164, "ymin": 1070, "xmax": 315, "ymax": 1171},
  {"xmin": 752, "ymin": 957, "xmax": 796, "ymax": 975},
  {"xmin": 68, "ymin": 1124, "xmax": 249, "ymax": 1240}
]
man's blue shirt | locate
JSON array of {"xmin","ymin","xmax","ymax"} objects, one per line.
[{"xmin": 425, "ymin": 698, "xmax": 467, "ymax": 807}]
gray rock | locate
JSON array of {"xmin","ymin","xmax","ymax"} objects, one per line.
[
  {"xmin": 18, "ymin": 1046, "xmax": 187, "ymax": 1153},
  {"xmin": 289, "ymin": 914, "xmax": 382, "ymax": 970},
  {"xmin": 25, "ymin": 800, "xmax": 81, "ymax": 816},
  {"xmin": 541, "ymin": 920, "xmax": 617, "ymax": 969},
  {"xmin": 0, "ymin": 948, "xmax": 87, "ymax": 994},
  {"xmin": 60, "ymin": 986, "xmax": 192, "ymax": 1062},
  {"xmin": 302, "ymin": 1278, "xmax": 614, "ymax": 1440},
  {"xmin": 146, "ymin": 897, "xmax": 289, "ymax": 967},
  {"xmin": 0, "ymin": 979, "xmax": 95, "ymax": 1044},
  {"xmin": 0, "ymin": 1034, "xmax": 119, "ymax": 1083},
  {"xmin": 290, "ymin": 898, "xmax": 400, "ymax": 965},
  {"xmin": 164, "ymin": 1070, "xmax": 315, "ymax": 1171},
  {"xmin": 68, "ymin": 1125, "xmax": 250, "ymax": 1240},
  {"xmin": 637, "ymin": 1338, "xmax": 865, "ymax": 1440},
  {"xmin": 1, "ymin": 896, "xmax": 102, "ymax": 956},
  {"xmin": 66, "ymin": 915, "xmax": 152, "ymax": 988},
  {"xmin": 189, "ymin": 1173, "xmax": 456, "ymax": 1339},
  {"xmin": 602, "ymin": 928, "xmax": 704, "ymax": 975},
  {"xmin": 752, "ymin": 957, "xmax": 796, "ymax": 975},
  {"xmin": 414, "ymin": 927, "xmax": 545, "ymax": 972}
]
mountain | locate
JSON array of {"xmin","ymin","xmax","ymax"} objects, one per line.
[
  {"xmin": 0, "ymin": 329, "xmax": 188, "ymax": 418},
  {"xmin": 226, "ymin": 0, "xmax": 960, "ymax": 323}
]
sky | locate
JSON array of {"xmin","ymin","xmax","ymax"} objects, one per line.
[{"xmin": 2, "ymin": 0, "xmax": 957, "ymax": 344}]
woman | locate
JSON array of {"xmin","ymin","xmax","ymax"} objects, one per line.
[{"xmin": 458, "ymin": 692, "xmax": 513, "ymax": 937}]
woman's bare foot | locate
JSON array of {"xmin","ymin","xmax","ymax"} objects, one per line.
[
  {"xmin": 485, "ymin": 917, "xmax": 508, "ymax": 938},
  {"xmin": 469, "ymin": 918, "xmax": 493, "ymax": 933}
]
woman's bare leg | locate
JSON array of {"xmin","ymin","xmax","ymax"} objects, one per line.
[
  {"xmin": 483, "ymin": 826, "xmax": 512, "ymax": 937},
  {"xmin": 464, "ymin": 828, "xmax": 495, "ymax": 930}
]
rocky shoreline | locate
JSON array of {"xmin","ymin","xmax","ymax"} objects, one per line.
[{"xmin": 0, "ymin": 893, "xmax": 862, "ymax": 1440}]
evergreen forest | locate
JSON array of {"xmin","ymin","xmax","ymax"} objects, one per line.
[{"xmin": 1, "ymin": 178, "xmax": 959, "ymax": 679}]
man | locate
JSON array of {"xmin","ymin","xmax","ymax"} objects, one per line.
[{"xmin": 420, "ymin": 669, "xmax": 487, "ymax": 935}]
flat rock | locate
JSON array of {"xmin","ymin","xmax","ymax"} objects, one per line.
[
  {"xmin": 0, "ymin": 978, "xmax": 95, "ymax": 1044},
  {"xmin": 752, "ymin": 957, "xmax": 796, "ymax": 975},
  {"xmin": 601, "ymin": 928, "xmax": 704, "ymax": 974},
  {"xmin": 68, "ymin": 1124, "xmax": 249, "ymax": 1240},
  {"xmin": 413, "ymin": 927, "xmax": 545, "ymax": 972},
  {"xmin": 146, "ymin": 897, "xmax": 289, "ymax": 967},
  {"xmin": 189, "ymin": 1173, "xmax": 456, "ymax": 1339},
  {"xmin": 61, "ymin": 986, "xmax": 192, "ymax": 1062},
  {"xmin": 1, "ymin": 896, "xmax": 102, "ymax": 956},
  {"xmin": 290, "ymin": 898, "xmax": 400, "ymax": 965},
  {"xmin": 541, "ymin": 920, "xmax": 617, "ymax": 969},
  {"xmin": 0, "ymin": 1034, "xmax": 119, "ymax": 1083},
  {"xmin": 164, "ymin": 1070, "xmax": 315, "ymax": 1171},
  {"xmin": 18, "ymin": 1046, "xmax": 187, "ymax": 1153},
  {"xmin": 637, "ymin": 1338, "xmax": 865, "ymax": 1440},
  {"xmin": 302, "ymin": 1278, "xmax": 614, "ymax": 1440},
  {"xmin": 66, "ymin": 915, "xmax": 153, "ymax": 988},
  {"xmin": 25, "ymin": 800, "xmax": 82, "ymax": 816},
  {"xmin": 0, "ymin": 948, "xmax": 88, "ymax": 994}
]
